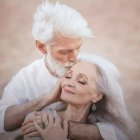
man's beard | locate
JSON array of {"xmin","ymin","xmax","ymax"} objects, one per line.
[{"xmin": 46, "ymin": 51, "xmax": 75, "ymax": 77}]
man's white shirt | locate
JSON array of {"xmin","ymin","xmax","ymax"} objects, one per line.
[
  {"xmin": 0, "ymin": 57, "xmax": 127, "ymax": 140},
  {"xmin": 0, "ymin": 58, "xmax": 57, "ymax": 133}
]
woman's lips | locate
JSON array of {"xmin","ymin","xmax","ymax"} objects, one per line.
[{"xmin": 63, "ymin": 88, "xmax": 75, "ymax": 94}]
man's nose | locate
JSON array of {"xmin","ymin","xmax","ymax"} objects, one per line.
[{"xmin": 68, "ymin": 51, "xmax": 77, "ymax": 62}]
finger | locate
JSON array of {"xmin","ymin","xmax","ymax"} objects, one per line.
[
  {"xmin": 34, "ymin": 111, "xmax": 43, "ymax": 116},
  {"xmin": 23, "ymin": 126, "xmax": 37, "ymax": 135},
  {"xmin": 22, "ymin": 122, "xmax": 34, "ymax": 132},
  {"xmin": 25, "ymin": 131, "xmax": 40, "ymax": 138},
  {"xmin": 55, "ymin": 115, "xmax": 61, "ymax": 125},
  {"xmin": 41, "ymin": 112, "xmax": 48, "ymax": 129},
  {"xmin": 47, "ymin": 111, "xmax": 54, "ymax": 125},
  {"xmin": 22, "ymin": 120, "xmax": 43, "ymax": 133},
  {"xmin": 22, "ymin": 115, "xmax": 42, "ymax": 126},
  {"xmin": 63, "ymin": 119, "xmax": 69, "ymax": 134},
  {"xmin": 55, "ymin": 116, "xmax": 62, "ymax": 130},
  {"xmin": 52, "ymin": 110, "xmax": 58, "ymax": 118},
  {"xmin": 23, "ymin": 112, "xmax": 37, "ymax": 126},
  {"xmin": 34, "ymin": 121, "xmax": 43, "ymax": 134},
  {"xmin": 42, "ymin": 112, "xmax": 48, "ymax": 123},
  {"xmin": 34, "ymin": 117, "xmax": 43, "ymax": 126},
  {"xmin": 33, "ymin": 115, "xmax": 42, "ymax": 120},
  {"xmin": 22, "ymin": 118, "xmax": 33, "ymax": 126}
]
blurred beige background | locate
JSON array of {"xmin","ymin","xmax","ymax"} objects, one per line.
[{"xmin": 0, "ymin": 0, "xmax": 140, "ymax": 139}]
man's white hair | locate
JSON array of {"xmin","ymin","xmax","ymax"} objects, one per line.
[{"xmin": 32, "ymin": 0, "xmax": 93, "ymax": 43}]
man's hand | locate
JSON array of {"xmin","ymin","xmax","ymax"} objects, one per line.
[{"xmin": 69, "ymin": 121, "xmax": 103, "ymax": 140}]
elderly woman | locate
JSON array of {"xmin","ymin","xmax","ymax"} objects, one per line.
[{"xmin": 22, "ymin": 55, "xmax": 136, "ymax": 140}]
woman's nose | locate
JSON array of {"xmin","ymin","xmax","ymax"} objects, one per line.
[{"xmin": 67, "ymin": 83, "xmax": 75, "ymax": 88}]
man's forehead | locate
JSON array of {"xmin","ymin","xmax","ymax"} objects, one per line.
[
  {"xmin": 53, "ymin": 35, "xmax": 82, "ymax": 45},
  {"xmin": 52, "ymin": 40, "xmax": 82, "ymax": 51}
]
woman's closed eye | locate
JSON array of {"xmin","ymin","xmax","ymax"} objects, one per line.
[
  {"xmin": 78, "ymin": 79, "xmax": 87, "ymax": 85},
  {"xmin": 77, "ymin": 73, "xmax": 88, "ymax": 85},
  {"xmin": 79, "ymin": 81, "xmax": 86, "ymax": 85}
]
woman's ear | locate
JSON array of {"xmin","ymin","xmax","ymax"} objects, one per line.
[
  {"xmin": 36, "ymin": 40, "xmax": 47, "ymax": 54},
  {"xmin": 92, "ymin": 93, "xmax": 103, "ymax": 103}
]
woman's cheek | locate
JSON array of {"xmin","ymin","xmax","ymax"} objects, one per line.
[
  {"xmin": 76, "ymin": 86, "xmax": 86, "ymax": 94},
  {"xmin": 77, "ymin": 86, "xmax": 90, "ymax": 95}
]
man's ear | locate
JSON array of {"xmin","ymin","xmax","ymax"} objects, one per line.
[
  {"xmin": 36, "ymin": 40, "xmax": 47, "ymax": 54},
  {"xmin": 92, "ymin": 93, "xmax": 103, "ymax": 103}
]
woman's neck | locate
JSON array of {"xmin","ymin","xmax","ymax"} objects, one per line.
[{"xmin": 59, "ymin": 103, "xmax": 91, "ymax": 123}]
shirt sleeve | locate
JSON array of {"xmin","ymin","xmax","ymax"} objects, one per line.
[
  {"xmin": 96, "ymin": 122, "xmax": 118, "ymax": 140},
  {"xmin": 0, "ymin": 75, "xmax": 28, "ymax": 133}
]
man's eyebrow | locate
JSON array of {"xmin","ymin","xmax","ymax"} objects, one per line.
[
  {"xmin": 58, "ymin": 45, "xmax": 81, "ymax": 52},
  {"xmin": 58, "ymin": 49, "xmax": 71, "ymax": 52},
  {"xmin": 78, "ymin": 73, "xmax": 88, "ymax": 80}
]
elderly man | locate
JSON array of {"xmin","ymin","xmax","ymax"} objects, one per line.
[{"xmin": 0, "ymin": 1, "xmax": 116, "ymax": 140}]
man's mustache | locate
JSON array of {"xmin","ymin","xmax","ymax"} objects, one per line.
[{"xmin": 64, "ymin": 62, "xmax": 75, "ymax": 68}]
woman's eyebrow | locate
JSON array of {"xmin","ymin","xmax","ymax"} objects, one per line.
[{"xmin": 78, "ymin": 73, "xmax": 88, "ymax": 80}]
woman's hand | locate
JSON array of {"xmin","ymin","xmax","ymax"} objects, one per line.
[
  {"xmin": 34, "ymin": 111, "xmax": 69, "ymax": 140},
  {"xmin": 21, "ymin": 112, "xmax": 43, "ymax": 138}
]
